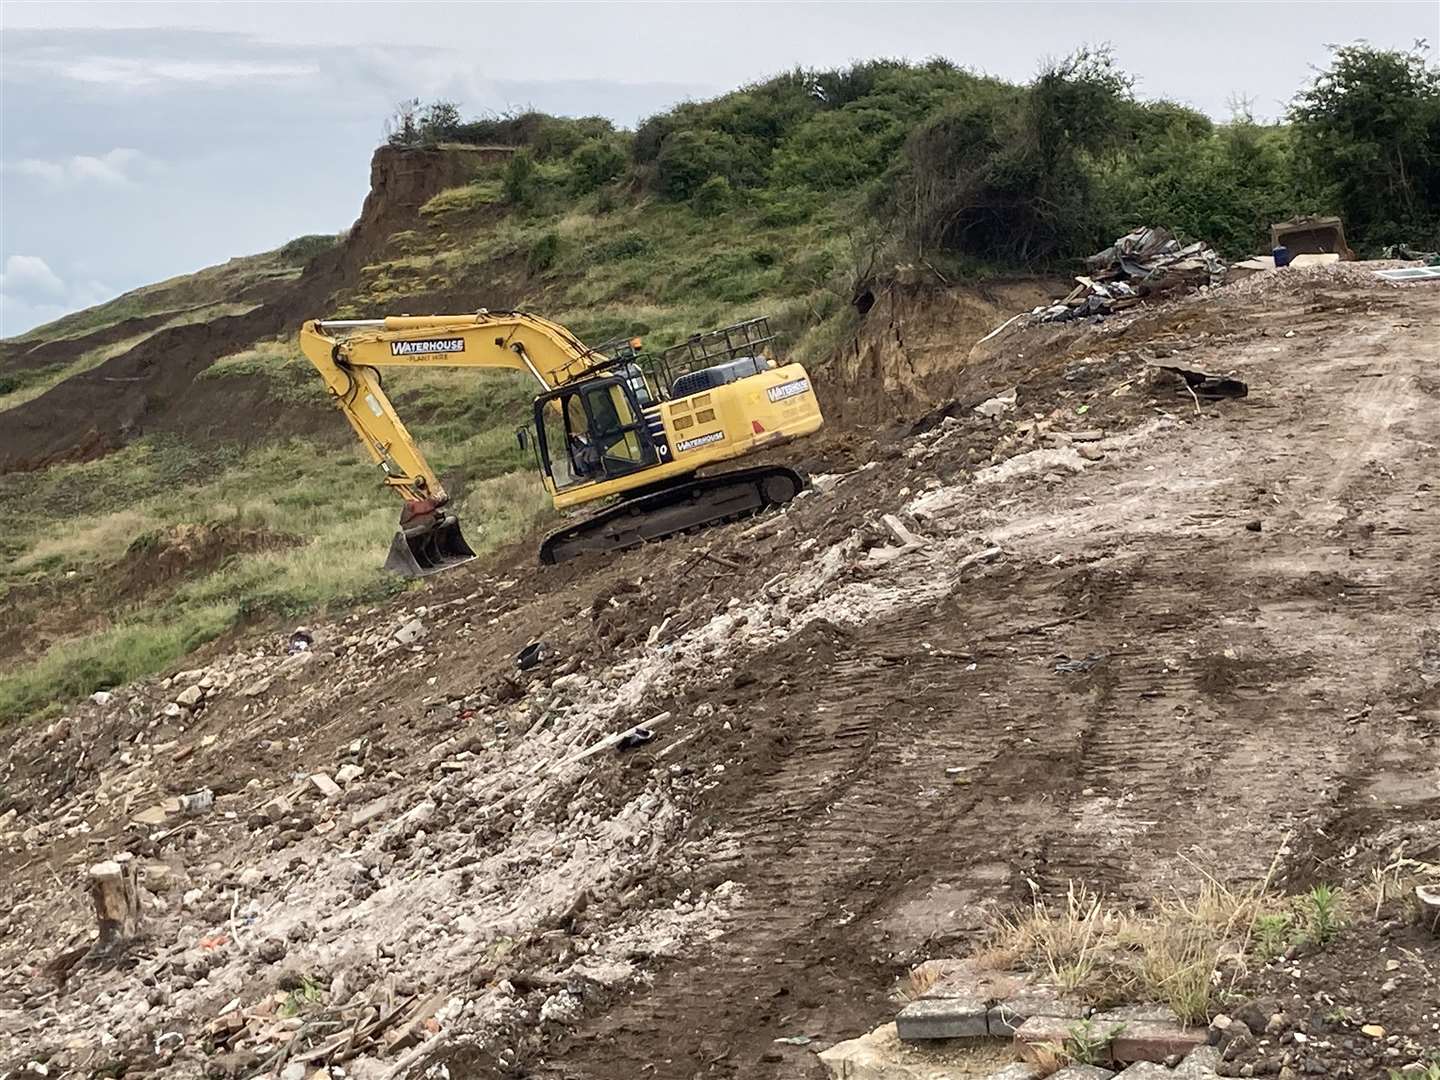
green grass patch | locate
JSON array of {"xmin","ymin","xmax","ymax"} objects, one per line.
[{"xmin": 0, "ymin": 603, "xmax": 238, "ymax": 724}]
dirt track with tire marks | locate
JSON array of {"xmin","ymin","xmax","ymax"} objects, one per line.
[{"xmin": 529, "ymin": 276, "xmax": 1440, "ymax": 1078}]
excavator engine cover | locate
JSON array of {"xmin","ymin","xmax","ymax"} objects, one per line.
[{"xmin": 385, "ymin": 513, "xmax": 476, "ymax": 577}]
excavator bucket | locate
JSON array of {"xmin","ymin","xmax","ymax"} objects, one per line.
[{"xmin": 384, "ymin": 513, "xmax": 477, "ymax": 577}]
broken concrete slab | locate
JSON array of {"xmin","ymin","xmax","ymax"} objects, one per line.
[
  {"xmin": 818, "ymin": 1022, "xmax": 1019, "ymax": 1080},
  {"xmin": 895, "ymin": 996, "xmax": 990, "ymax": 1040},
  {"xmin": 262, "ymin": 795, "xmax": 292, "ymax": 823},
  {"xmin": 1014, "ymin": 1014, "xmax": 1087, "ymax": 1056},
  {"xmin": 309, "ymin": 773, "xmax": 342, "ymax": 799}
]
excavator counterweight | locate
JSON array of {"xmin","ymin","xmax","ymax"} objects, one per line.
[{"xmin": 298, "ymin": 311, "xmax": 824, "ymax": 573}]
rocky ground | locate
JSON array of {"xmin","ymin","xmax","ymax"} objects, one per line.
[{"xmin": 1, "ymin": 264, "xmax": 1437, "ymax": 1079}]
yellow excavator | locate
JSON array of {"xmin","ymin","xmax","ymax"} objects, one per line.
[{"xmin": 298, "ymin": 311, "xmax": 824, "ymax": 574}]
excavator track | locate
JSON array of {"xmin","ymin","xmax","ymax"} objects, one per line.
[{"xmin": 538, "ymin": 466, "xmax": 805, "ymax": 564}]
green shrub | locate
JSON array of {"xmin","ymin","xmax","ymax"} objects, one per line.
[
  {"xmin": 278, "ymin": 234, "xmax": 340, "ymax": 264},
  {"xmin": 655, "ymin": 130, "xmax": 765, "ymax": 200},
  {"xmin": 528, "ymin": 232, "xmax": 561, "ymax": 273},
  {"xmin": 503, "ymin": 149, "xmax": 540, "ymax": 207},
  {"xmin": 692, "ymin": 175, "xmax": 733, "ymax": 217},
  {"xmin": 571, "ymin": 137, "xmax": 628, "ymax": 192}
]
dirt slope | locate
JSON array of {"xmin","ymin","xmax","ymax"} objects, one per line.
[{"xmin": 1, "ymin": 266, "xmax": 1436, "ymax": 1079}]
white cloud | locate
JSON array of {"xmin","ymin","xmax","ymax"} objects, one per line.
[
  {"xmin": 0, "ymin": 254, "xmax": 67, "ymax": 298},
  {"xmin": 0, "ymin": 256, "xmax": 114, "ymax": 336},
  {"xmin": 8, "ymin": 147, "xmax": 148, "ymax": 187},
  {"xmin": 50, "ymin": 55, "xmax": 319, "ymax": 89}
]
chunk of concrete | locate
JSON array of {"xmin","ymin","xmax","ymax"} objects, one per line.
[
  {"xmin": 896, "ymin": 996, "xmax": 989, "ymax": 1040},
  {"xmin": 335, "ymin": 763, "xmax": 364, "ymax": 785},
  {"xmin": 1112, "ymin": 1064, "xmax": 1170, "ymax": 1078},
  {"xmin": 262, "ymin": 795, "xmax": 292, "ymax": 823},
  {"xmin": 175, "ymin": 684, "xmax": 204, "ymax": 709},
  {"xmin": 1053, "ymin": 1066, "xmax": 1115, "ymax": 1080},
  {"xmin": 394, "ymin": 619, "xmax": 426, "ymax": 645},
  {"xmin": 1014, "ymin": 1014, "xmax": 1086, "ymax": 1056},
  {"xmin": 1172, "ymin": 1045, "xmax": 1221, "ymax": 1078},
  {"xmin": 982, "ymin": 1066, "xmax": 1045, "ymax": 1080},
  {"xmin": 818, "ymin": 1022, "xmax": 1021, "ymax": 1080},
  {"xmin": 309, "ymin": 773, "xmax": 342, "ymax": 799}
]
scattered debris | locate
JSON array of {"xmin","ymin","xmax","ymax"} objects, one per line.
[
  {"xmin": 1375, "ymin": 266, "xmax": 1440, "ymax": 282},
  {"xmin": 974, "ymin": 388, "xmax": 1018, "ymax": 417},
  {"xmin": 516, "ymin": 640, "xmax": 546, "ymax": 671},
  {"xmin": 1148, "ymin": 364, "xmax": 1248, "ymax": 400},
  {"xmin": 1054, "ymin": 653, "xmax": 1104, "ymax": 674},
  {"xmin": 1030, "ymin": 227, "xmax": 1225, "ymax": 324}
]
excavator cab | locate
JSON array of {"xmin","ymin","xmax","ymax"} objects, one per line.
[{"xmin": 533, "ymin": 375, "xmax": 659, "ymax": 493}]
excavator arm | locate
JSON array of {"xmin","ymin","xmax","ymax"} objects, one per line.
[{"xmin": 298, "ymin": 311, "xmax": 612, "ymax": 574}]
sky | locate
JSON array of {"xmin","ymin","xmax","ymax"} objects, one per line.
[{"xmin": 2, "ymin": 1, "xmax": 1436, "ymax": 336}]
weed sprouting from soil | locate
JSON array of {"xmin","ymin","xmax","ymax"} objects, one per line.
[{"xmin": 1300, "ymin": 884, "xmax": 1346, "ymax": 945}]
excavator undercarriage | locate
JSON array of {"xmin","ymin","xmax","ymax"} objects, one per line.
[{"xmin": 537, "ymin": 465, "xmax": 805, "ymax": 564}]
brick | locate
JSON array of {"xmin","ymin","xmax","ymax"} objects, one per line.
[
  {"xmin": 1106, "ymin": 1020, "xmax": 1207, "ymax": 1064},
  {"xmin": 1053, "ymin": 1066, "xmax": 1115, "ymax": 1080},
  {"xmin": 895, "ymin": 996, "xmax": 989, "ymax": 1040}
]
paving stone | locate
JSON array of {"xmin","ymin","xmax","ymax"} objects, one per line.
[
  {"xmin": 1107, "ymin": 1020, "xmax": 1207, "ymax": 1064},
  {"xmin": 896, "ymin": 996, "xmax": 990, "ymax": 1040},
  {"xmin": 1053, "ymin": 1066, "xmax": 1115, "ymax": 1079},
  {"xmin": 1093, "ymin": 1005, "xmax": 1180, "ymax": 1025},
  {"xmin": 989, "ymin": 991, "xmax": 1085, "ymax": 1037}
]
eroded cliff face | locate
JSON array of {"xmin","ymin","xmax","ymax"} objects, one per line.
[
  {"xmin": 820, "ymin": 277, "xmax": 1059, "ymax": 426},
  {"xmin": 341, "ymin": 145, "xmax": 514, "ymax": 265}
]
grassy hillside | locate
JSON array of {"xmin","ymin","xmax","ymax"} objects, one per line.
[{"xmin": 2, "ymin": 45, "xmax": 1435, "ymax": 723}]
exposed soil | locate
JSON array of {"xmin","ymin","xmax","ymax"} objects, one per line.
[{"xmin": 0, "ymin": 268, "xmax": 1436, "ymax": 1079}]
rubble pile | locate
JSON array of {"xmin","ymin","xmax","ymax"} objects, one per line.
[
  {"xmin": 1032, "ymin": 227, "xmax": 1226, "ymax": 324},
  {"xmin": 0, "ymin": 583, "xmax": 763, "ymax": 1077}
]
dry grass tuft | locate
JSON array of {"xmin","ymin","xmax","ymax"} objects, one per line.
[{"xmin": 978, "ymin": 861, "xmax": 1302, "ymax": 1024}]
